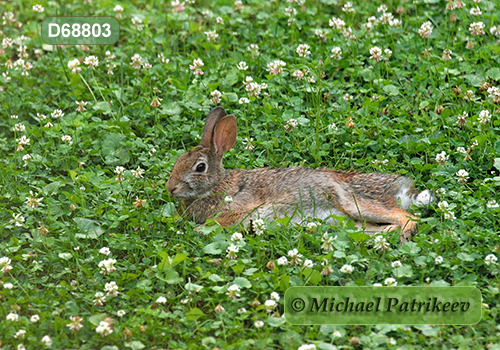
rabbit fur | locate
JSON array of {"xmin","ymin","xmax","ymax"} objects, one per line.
[{"xmin": 167, "ymin": 107, "xmax": 434, "ymax": 244}]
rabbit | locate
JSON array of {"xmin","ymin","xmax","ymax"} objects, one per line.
[{"xmin": 166, "ymin": 107, "xmax": 434, "ymax": 244}]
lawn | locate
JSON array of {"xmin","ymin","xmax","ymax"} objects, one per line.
[{"xmin": 1, "ymin": 0, "xmax": 500, "ymax": 349}]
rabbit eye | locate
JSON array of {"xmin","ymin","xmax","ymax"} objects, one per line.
[{"xmin": 195, "ymin": 163, "xmax": 207, "ymax": 173}]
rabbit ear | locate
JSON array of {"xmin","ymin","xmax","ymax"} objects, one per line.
[
  {"xmin": 213, "ymin": 115, "xmax": 237, "ymax": 156},
  {"xmin": 200, "ymin": 107, "xmax": 226, "ymax": 148}
]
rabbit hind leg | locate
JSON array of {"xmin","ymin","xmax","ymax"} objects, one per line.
[{"xmin": 344, "ymin": 199, "xmax": 418, "ymax": 244}]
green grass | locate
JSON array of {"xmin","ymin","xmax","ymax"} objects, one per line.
[{"xmin": 1, "ymin": 0, "xmax": 500, "ymax": 348}]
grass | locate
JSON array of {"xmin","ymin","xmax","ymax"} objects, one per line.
[{"xmin": 1, "ymin": 0, "xmax": 500, "ymax": 349}]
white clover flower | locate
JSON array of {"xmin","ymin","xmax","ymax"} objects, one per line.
[
  {"xmin": 204, "ymin": 30, "xmax": 219, "ymax": 41},
  {"xmin": 330, "ymin": 47, "xmax": 342, "ymax": 60},
  {"xmin": 6, "ymin": 312, "xmax": 19, "ymax": 321},
  {"xmin": 486, "ymin": 200, "xmax": 499, "ymax": 209},
  {"xmin": 189, "ymin": 58, "xmax": 204, "ymax": 75},
  {"xmin": 14, "ymin": 329, "xmax": 26, "ymax": 339},
  {"xmin": 438, "ymin": 201, "xmax": 449, "ymax": 211},
  {"xmin": 96, "ymin": 321, "xmax": 113, "ymax": 336},
  {"xmin": 237, "ymin": 307, "xmax": 247, "ymax": 314},
  {"xmin": 419, "ymin": 21, "xmax": 433, "ymax": 38},
  {"xmin": 377, "ymin": 4, "xmax": 387, "ymax": 12},
  {"xmin": 238, "ymin": 97, "xmax": 250, "ymax": 104},
  {"xmin": 365, "ymin": 16, "xmax": 378, "ymax": 30},
  {"xmin": 321, "ymin": 233, "xmax": 336, "ymax": 252},
  {"xmin": 392, "ymin": 260, "xmax": 402, "ymax": 268},
  {"xmin": 487, "ymin": 86, "xmax": 500, "ymax": 99},
  {"xmin": 270, "ymin": 292, "xmax": 280, "ymax": 301},
  {"xmin": 287, "ymin": 249, "xmax": 303, "ymax": 265},
  {"xmin": 340, "ymin": 264, "xmax": 354, "ymax": 274},
  {"xmin": 287, "ymin": 119, "xmax": 298, "ymax": 128},
  {"xmin": 157, "ymin": 53, "xmax": 169, "ymax": 63},
  {"xmin": 227, "ymin": 284, "xmax": 241, "ymax": 298},
  {"xmin": 296, "ymin": 44, "xmax": 311, "ymax": 57},
  {"xmin": 384, "ymin": 48, "xmax": 392, "ymax": 60},
  {"xmin": 117, "ymin": 310, "xmax": 126, "ymax": 317},
  {"xmin": 156, "ymin": 296, "xmax": 167, "ymax": 303},
  {"xmin": 292, "ymin": 70, "xmax": 305, "ymax": 80},
  {"xmin": 327, "ymin": 123, "xmax": 338, "ymax": 131},
  {"xmin": 2, "ymin": 37, "xmax": 14, "ymax": 48},
  {"xmin": 457, "ymin": 147, "xmax": 467, "ymax": 154},
  {"xmin": 172, "ymin": 0, "xmax": 185, "ymax": 12},
  {"xmin": 99, "ymin": 247, "xmax": 110, "ymax": 256},
  {"xmin": 67, "ymin": 315, "xmax": 84, "ymax": 331},
  {"xmin": 470, "ymin": 6, "xmax": 482, "ymax": 16},
  {"xmin": 252, "ymin": 218, "xmax": 265, "ymax": 235},
  {"xmin": 130, "ymin": 54, "xmax": 144, "ymax": 69},
  {"xmin": 25, "ymin": 191, "xmax": 43, "ymax": 209},
  {"xmin": 104, "ymin": 281, "xmax": 119, "ymax": 296},
  {"xmin": 62, "ymin": 135, "xmax": 73, "ymax": 145},
  {"xmin": 490, "ymin": 25, "xmax": 500, "ymax": 37},
  {"xmin": 114, "ymin": 166, "xmax": 125, "ymax": 175},
  {"xmin": 277, "ymin": 256, "xmax": 289, "ymax": 265},
  {"xmin": 131, "ymin": 166, "xmax": 145, "ymax": 178},
  {"xmin": 226, "ymin": 244, "xmax": 239, "ymax": 259},
  {"xmin": 444, "ymin": 211, "xmax": 456, "ymax": 220},
  {"xmin": 0, "ymin": 256, "xmax": 12, "ymax": 273},
  {"xmin": 264, "ymin": 299, "xmax": 277, "ymax": 313},
  {"xmin": 389, "ymin": 18, "xmax": 401, "ymax": 27},
  {"xmin": 231, "ymin": 232, "xmax": 243, "ymax": 242},
  {"xmin": 31, "ymin": 314, "xmax": 40, "ymax": 322},
  {"xmin": 306, "ymin": 222, "xmax": 317, "ymax": 232},
  {"xmin": 384, "ymin": 277, "xmax": 397, "ymax": 286},
  {"xmin": 98, "ymin": 258, "xmax": 117, "ymax": 274},
  {"xmin": 131, "ymin": 16, "xmax": 144, "ymax": 31},
  {"xmin": 266, "ymin": 60, "xmax": 286, "ymax": 75},
  {"xmin": 455, "ymin": 169, "xmax": 469, "ymax": 184},
  {"xmin": 10, "ymin": 213, "xmax": 25, "ymax": 227},
  {"xmin": 84, "ymin": 55, "xmax": 99, "ymax": 69},
  {"xmin": 41, "ymin": 335, "xmax": 52, "ymax": 346},
  {"xmin": 4, "ymin": 282, "xmax": 13, "ymax": 289},
  {"xmin": 254, "ymin": 320, "xmax": 264, "ymax": 328},
  {"xmin": 285, "ymin": 7, "xmax": 297, "ymax": 25},
  {"xmin": 485, "ymin": 254, "xmax": 497, "ymax": 265},
  {"xmin": 51, "ymin": 109, "xmax": 65, "ymax": 118},
  {"xmin": 435, "ymin": 256, "xmax": 443, "ymax": 264},
  {"xmin": 435, "ymin": 151, "xmax": 449, "ymax": 165},
  {"xmin": 369, "ymin": 46, "xmax": 383, "ymax": 61},
  {"xmin": 469, "ymin": 22, "xmax": 485, "ymax": 35},
  {"xmin": 342, "ymin": 2, "xmax": 355, "ymax": 13},
  {"xmin": 210, "ymin": 89, "xmax": 222, "ymax": 104},
  {"xmin": 303, "ymin": 259, "xmax": 314, "ymax": 268},
  {"xmin": 242, "ymin": 137, "xmax": 255, "ymax": 150},
  {"xmin": 373, "ymin": 235, "xmax": 390, "ymax": 250},
  {"xmin": 13, "ymin": 123, "xmax": 25, "ymax": 132},
  {"xmin": 248, "ymin": 43, "xmax": 259, "ymax": 56},
  {"xmin": 313, "ymin": 28, "xmax": 327, "ymax": 40},
  {"xmin": 478, "ymin": 110, "xmax": 491, "ymax": 125},
  {"xmin": 236, "ymin": 61, "xmax": 248, "ymax": 70},
  {"xmin": 33, "ymin": 4, "xmax": 44, "ymax": 12},
  {"xmin": 329, "ymin": 16, "xmax": 345, "ymax": 30}
]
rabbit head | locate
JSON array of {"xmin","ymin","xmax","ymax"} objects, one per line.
[{"xmin": 167, "ymin": 107, "xmax": 237, "ymax": 201}]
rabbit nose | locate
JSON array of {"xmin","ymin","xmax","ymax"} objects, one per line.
[{"xmin": 167, "ymin": 180, "xmax": 177, "ymax": 196}]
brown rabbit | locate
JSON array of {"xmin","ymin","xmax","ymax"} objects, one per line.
[{"xmin": 166, "ymin": 107, "xmax": 434, "ymax": 244}]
